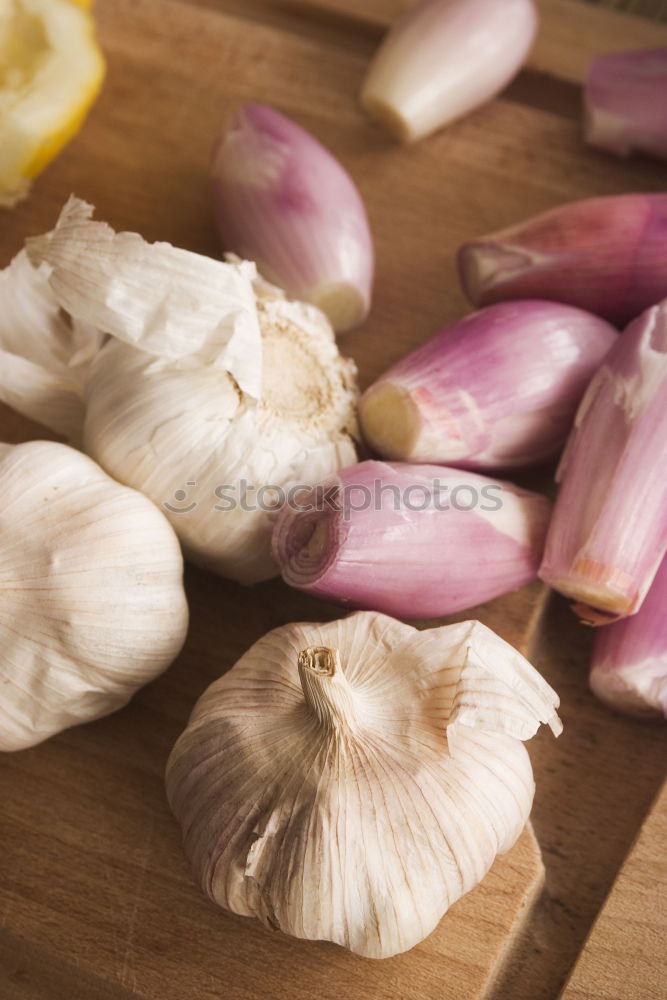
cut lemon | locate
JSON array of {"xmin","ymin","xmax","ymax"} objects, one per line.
[{"xmin": 0, "ymin": 0, "xmax": 105, "ymax": 207}]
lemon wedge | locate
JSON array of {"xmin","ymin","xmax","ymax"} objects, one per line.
[{"xmin": 0, "ymin": 0, "xmax": 105, "ymax": 207}]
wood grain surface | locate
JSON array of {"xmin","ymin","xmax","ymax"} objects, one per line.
[
  {"xmin": 0, "ymin": 0, "xmax": 665, "ymax": 998},
  {"xmin": 588, "ymin": 0, "xmax": 667, "ymax": 20},
  {"xmin": 560, "ymin": 781, "xmax": 667, "ymax": 1000},
  {"xmin": 487, "ymin": 606, "xmax": 666, "ymax": 1000},
  {"xmin": 248, "ymin": 0, "xmax": 667, "ymax": 81}
]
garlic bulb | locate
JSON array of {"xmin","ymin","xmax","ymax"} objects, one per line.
[
  {"xmin": 167, "ymin": 612, "xmax": 561, "ymax": 959},
  {"xmin": 0, "ymin": 440, "xmax": 188, "ymax": 752},
  {"xmin": 0, "ymin": 198, "xmax": 359, "ymax": 583},
  {"xmin": 82, "ymin": 298, "xmax": 358, "ymax": 582}
]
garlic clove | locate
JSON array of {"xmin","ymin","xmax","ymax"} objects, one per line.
[
  {"xmin": 211, "ymin": 104, "xmax": 375, "ymax": 332},
  {"xmin": 27, "ymin": 196, "xmax": 263, "ymax": 398},
  {"xmin": 359, "ymin": 301, "xmax": 617, "ymax": 470},
  {"xmin": 590, "ymin": 554, "xmax": 667, "ymax": 718},
  {"xmin": 272, "ymin": 460, "xmax": 551, "ymax": 618},
  {"xmin": 584, "ymin": 48, "xmax": 667, "ymax": 162},
  {"xmin": 359, "ymin": 0, "xmax": 538, "ymax": 144},
  {"xmin": 167, "ymin": 612, "xmax": 560, "ymax": 959},
  {"xmin": 539, "ymin": 300, "xmax": 667, "ymax": 625},
  {"xmin": 458, "ymin": 193, "xmax": 667, "ymax": 327},
  {"xmin": 0, "ymin": 440, "xmax": 188, "ymax": 752}
]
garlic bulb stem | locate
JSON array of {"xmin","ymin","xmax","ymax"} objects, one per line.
[{"xmin": 298, "ymin": 647, "xmax": 358, "ymax": 733}]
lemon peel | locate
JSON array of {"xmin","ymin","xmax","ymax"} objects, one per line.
[{"xmin": 0, "ymin": 0, "xmax": 105, "ymax": 207}]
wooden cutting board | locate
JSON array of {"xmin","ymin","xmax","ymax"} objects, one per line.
[
  {"xmin": 0, "ymin": 1, "xmax": 666, "ymax": 998},
  {"xmin": 560, "ymin": 780, "xmax": 667, "ymax": 1000}
]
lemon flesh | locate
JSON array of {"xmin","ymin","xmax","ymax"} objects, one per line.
[{"xmin": 0, "ymin": 0, "xmax": 105, "ymax": 207}]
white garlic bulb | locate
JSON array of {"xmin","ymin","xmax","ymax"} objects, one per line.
[
  {"xmin": 81, "ymin": 295, "xmax": 358, "ymax": 583},
  {"xmin": 0, "ymin": 440, "xmax": 188, "ymax": 751},
  {"xmin": 0, "ymin": 198, "xmax": 358, "ymax": 584},
  {"xmin": 166, "ymin": 612, "xmax": 561, "ymax": 959}
]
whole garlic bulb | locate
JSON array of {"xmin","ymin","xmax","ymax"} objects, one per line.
[
  {"xmin": 0, "ymin": 197, "xmax": 359, "ymax": 584},
  {"xmin": 166, "ymin": 612, "xmax": 561, "ymax": 959},
  {"xmin": 82, "ymin": 294, "xmax": 358, "ymax": 583},
  {"xmin": 0, "ymin": 441, "xmax": 188, "ymax": 751}
]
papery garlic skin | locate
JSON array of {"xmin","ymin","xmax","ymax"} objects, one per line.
[
  {"xmin": 83, "ymin": 296, "xmax": 358, "ymax": 584},
  {"xmin": 585, "ymin": 49, "xmax": 667, "ymax": 162},
  {"xmin": 359, "ymin": 301, "xmax": 616, "ymax": 470},
  {"xmin": 0, "ymin": 249, "xmax": 102, "ymax": 441},
  {"xmin": 360, "ymin": 0, "xmax": 538, "ymax": 143},
  {"xmin": 0, "ymin": 441, "xmax": 188, "ymax": 752},
  {"xmin": 167, "ymin": 612, "xmax": 561, "ymax": 959},
  {"xmin": 539, "ymin": 301, "xmax": 667, "ymax": 625},
  {"xmin": 459, "ymin": 194, "xmax": 667, "ymax": 327},
  {"xmin": 272, "ymin": 460, "xmax": 551, "ymax": 618},
  {"xmin": 212, "ymin": 104, "xmax": 374, "ymax": 332},
  {"xmin": 591, "ymin": 555, "xmax": 667, "ymax": 719},
  {"xmin": 27, "ymin": 196, "xmax": 263, "ymax": 398},
  {"xmin": 7, "ymin": 199, "xmax": 359, "ymax": 585}
]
